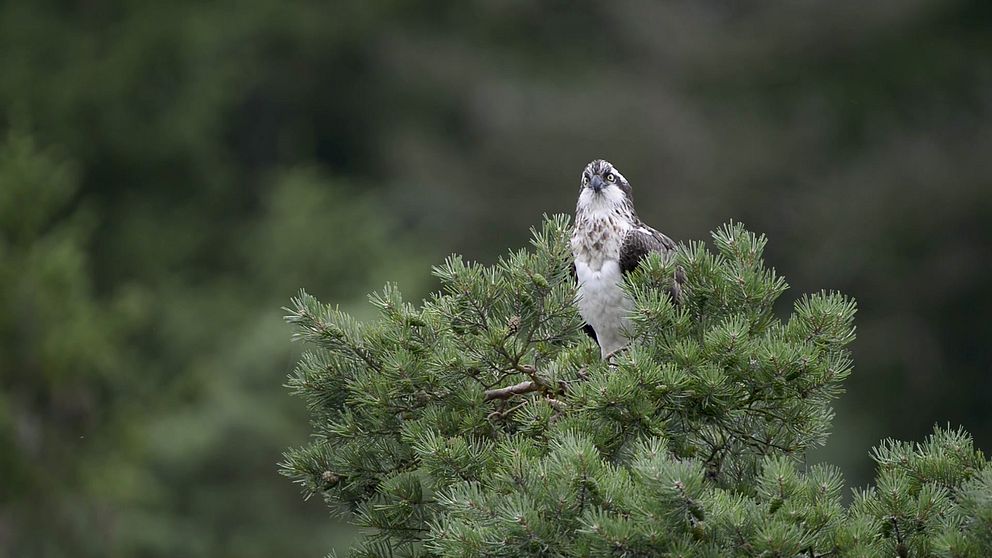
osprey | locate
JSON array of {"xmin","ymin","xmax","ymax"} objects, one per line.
[{"xmin": 571, "ymin": 159, "xmax": 681, "ymax": 359}]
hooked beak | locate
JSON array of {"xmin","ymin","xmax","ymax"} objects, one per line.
[{"xmin": 589, "ymin": 175, "xmax": 605, "ymax": 193}]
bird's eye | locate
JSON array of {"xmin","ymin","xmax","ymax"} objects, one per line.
[
  {"xmin": 582, "ymin": 175, "xmax": 589, "ymax": 185},
  {"xmin": 606, "ymin": 173, "xmax": 616, "ymax": 183}
]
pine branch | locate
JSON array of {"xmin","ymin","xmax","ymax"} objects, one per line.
[{"xmin": 483, "ymin": 380, "xmax": 540, "ymax": 401}]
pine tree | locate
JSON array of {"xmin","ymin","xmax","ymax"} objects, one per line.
[
  {"xmin": 0, "ymin": 132, "xmax": 127, "ymax": 557},
  {"xmin": 282, "ymin": 216, "xmax": 991, "ymax": 558}
]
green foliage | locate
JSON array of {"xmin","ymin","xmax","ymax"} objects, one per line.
[
  {"xmin": 0, "ymin": 131, "xmax": 416, "ymax": 557},
  {"xmin": 96, "ymin": 168, "xmax": 424, "ymax": 558},
  {"xmin": 2, "ymin": 1, "xmax": 990, "ymax": 556},
  {"xmin": 0, "ymin": 132, "xmax": 127, "ymax": 555},
  {"xmin": 284, "ymin": 216, "xmax": 991, "ymax": 557}
]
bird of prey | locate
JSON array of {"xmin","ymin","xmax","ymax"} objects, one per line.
[{"xmin": 571, "ymin": 159, "xmax": 682, "ymax": 359}]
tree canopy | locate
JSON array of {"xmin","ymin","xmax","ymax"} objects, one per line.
[{"xmin": 284, "ymin": 216, "xmax": 991, "ymax": 557}]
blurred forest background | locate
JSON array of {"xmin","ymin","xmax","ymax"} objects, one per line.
[{"xmin": 1, "ymin": 1, "xmax": 990, "ymax": 556}]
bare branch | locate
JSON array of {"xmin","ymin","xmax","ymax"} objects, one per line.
[
  {"xmin": 487, "ymin": 400, "xmax": 529, "ymax": 421},
  {"xmin": 484, "ymin": 380, "xmax": 540, "ymax": 401}
]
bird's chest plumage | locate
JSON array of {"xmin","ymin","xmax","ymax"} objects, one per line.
[{"xmin": 572, "ymin": 215, "xmax": 632, "ymax": 356}]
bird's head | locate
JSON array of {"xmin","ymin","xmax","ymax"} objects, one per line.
[{"xmin": 577, "ymin": 159, "xmax": 634, "ymax": 216}]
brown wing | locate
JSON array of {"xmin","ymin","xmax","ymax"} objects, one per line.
[
  {"xmin": 620, "ymin": 226, "xmax": 684, "ymax": 301},
  {"xmin": 619, "ymin": 226, "xmax": 677, "ymax": 275}
]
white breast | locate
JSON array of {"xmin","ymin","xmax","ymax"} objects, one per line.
[
  {"xmin": 574, "ymin": 259, "xmax": 632, "ymax": 358},
  {"xmin": 572, "ymin": 195, "xmax": 637, "ymax": 358}
]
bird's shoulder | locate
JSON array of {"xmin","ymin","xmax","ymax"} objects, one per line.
[{"xmin": 619, "ymin": 222, "xmax": 677, "ymax": 274}]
